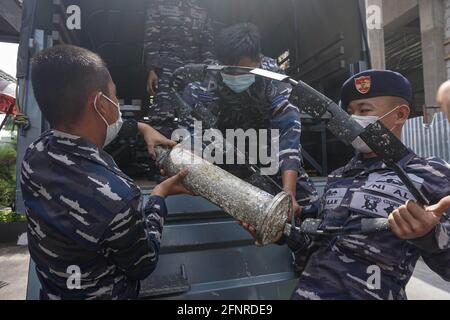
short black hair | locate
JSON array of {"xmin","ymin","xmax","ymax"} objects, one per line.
[
  {"xmin": 31, "ymin": 45, "xmax": 110, "ymax": 127},
  {"xmin": 216, "ymin": 23, "xmax": 261, "ymax": 65}
]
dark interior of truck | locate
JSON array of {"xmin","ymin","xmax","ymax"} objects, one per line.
[{"xmin": 24, "ymin": 0, "xmax": 368, "ymax": 179}]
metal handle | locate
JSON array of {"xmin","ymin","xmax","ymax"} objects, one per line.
[{"xmin": 285, "ymin": 218, "xmax": 391, "ymax": 237}]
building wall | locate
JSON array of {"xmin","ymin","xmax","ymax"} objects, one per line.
[
  {"xmin": 383, "ymin": 0, "xmax": 418, "ymax": 32},
  {"xmin": 445, "ymin": 0, "xmax": 450, "ymax": 79},
  {"xmin": 381, "ymin": 0, "xmax": 447, "ymax": 108}
]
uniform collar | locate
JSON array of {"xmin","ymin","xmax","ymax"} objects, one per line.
[
  {"xmin": 341, "ymin": 149, "xmax": 418, "ymax": 176},
  {"xmin": 49, "ymin": 130, "xmax": 134, "ymax": 183}
]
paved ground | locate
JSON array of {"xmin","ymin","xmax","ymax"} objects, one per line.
[
  {"xmin": 0, "ymin": 242, "xmax": 449, "ymax": 300},
  {"xmin": 406, "ymin": 259, "xmax": 450, "ymax": 300},
  {"xmin": 0, "ymin": 243, "xmax": 29, "ymax": 300}
]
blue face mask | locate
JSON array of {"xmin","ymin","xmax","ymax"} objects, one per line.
[{"xmin": 221, "ymin": 73, "xmax": 256, "ymax": 93}]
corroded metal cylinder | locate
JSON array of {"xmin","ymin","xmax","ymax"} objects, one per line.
[{"xmin": 155, "ymin": 146, "xmax": 291, "ymax": 245}]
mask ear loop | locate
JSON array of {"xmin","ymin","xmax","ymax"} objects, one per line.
[
  {"xmin": 379, "ymin": 105, "xmax": 401, "ymax": 121},
  {"xmin": 94, "ymin": 92, "xmax": 109, "ymax": 127},
  {"xmin": 379, "ymin": 105, "xmax": 403, "ymax": 132},
  {"xmin": 101, "ymin": 93, "xmax": 121, "ymax": 121},
  {"xmin": 101, "ymin": 93, "xmax": 120, "ymax": 108}
]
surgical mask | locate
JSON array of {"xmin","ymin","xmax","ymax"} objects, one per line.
[
  {"xmin": 94, "ymin": 92, "xmax": 123, "ymax": 147},
  {"xmin": 221, "ymin": 73, "xmax": 256, "ymax": 93},
  {"xmin": 350, "ymin": 106, "xmax": 401, "ymax": 154}
]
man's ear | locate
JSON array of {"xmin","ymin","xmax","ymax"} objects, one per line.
[
  {"xmin": 395, "ymin": 104, "xmax": 410, "ymax": 125},
  {"xmin": 90, "ymin": 91, "xmax": 106, "ymax": 117}
]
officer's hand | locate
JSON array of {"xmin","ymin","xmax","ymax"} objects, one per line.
[
  {"xmin": 147, "ymin": 70, "xmax": 159, "ymax": 96},
  {"xmin": 152, "ymin": 169, "xmax": 192, "ymax": 198},
  {"xmin": 290, "ymin": 197, "xmax": 302, "ymax": 220},
  {"xmin": 388, "ymin": 198, "xmax": 450, "ymax": 240},
  {"xmin": 138, "ymin": 122, "xmax": 177, "ymax": 159}
]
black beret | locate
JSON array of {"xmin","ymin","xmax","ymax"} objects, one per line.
[{"xmin": 340, "ymin": 70, "xmax": 413, "ymax": 109}]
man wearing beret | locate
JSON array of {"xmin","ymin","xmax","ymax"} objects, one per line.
[{"xmin": 241, "ymin": 70, "xmax": 450, "ymax": 300}]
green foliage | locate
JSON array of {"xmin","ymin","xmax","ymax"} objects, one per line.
[
  {"xmin": 0, "ymin": 209, "xmax": 25, "ymax": 223},
  {"xmin": 0, "ymin": 142, "xmax": 17, "ymax": 211}
]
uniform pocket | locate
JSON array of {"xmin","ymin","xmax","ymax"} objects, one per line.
[{"xmin": 334, "ymin": 233, "xmax": 413, "ymax": 280}]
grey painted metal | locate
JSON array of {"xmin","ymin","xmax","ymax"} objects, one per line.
[
  {"xmin": 130, "ymin": 192, "xmax": 301, "ymax": 300},
  {"xmin": 15, "ymin": 28, "xmax": 47, "ymax": 215},
  {"xmin": 0, "ymin": 0, "xmax": 22, "ymax": 41},
  {"xmin": 155, "ymin": 146, "xmax": 291, "ymax": 246},
  {"xmin": 402, "ymin": 112, "xmax": 450, "ymax": 163}
]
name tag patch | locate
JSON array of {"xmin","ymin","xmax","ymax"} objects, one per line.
[
  {"xmin": 324, "ymin": 188, "xmax": 347, "ymax": 209},
  {"xmin": 362, "ymin": 182, "xmax": 414, "ymax": 202},
  {"xmin": 350, "ymin": 192, "xmax": 403, "ymax": 217}
]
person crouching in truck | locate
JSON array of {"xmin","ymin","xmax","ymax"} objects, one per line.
[
  {"xmin": 241, "ymin": 70, "xmax": 450, "ymax": 300},
  {"xmin": 179, "ymin": 23, "xmax": 319, "ymax": 273},
  {"xmin": 21, "ymin": 45, "xmax": 190, "ymax": 300},
  {"xmin": 180, "ymin": 22, "xmax": 319, "ymax": 220}
]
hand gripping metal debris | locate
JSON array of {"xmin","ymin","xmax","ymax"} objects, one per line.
[{"xmin": 155, "ymin": 145, "xmax": 292, "ymax": 245}]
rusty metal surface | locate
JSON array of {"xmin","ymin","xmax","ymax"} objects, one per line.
[
  {"xmin": 156, "ymin": 146, "xmax": 291, "ymax": 245},
  {"xmin": 359, "ymin": 121, "xmax": 410, "ymax": 162}
]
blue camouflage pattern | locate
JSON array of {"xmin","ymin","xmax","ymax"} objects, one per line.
[
  {"xmin": 20, "ymin": 130, "xmax": 168, "ymax": 300},
  {"xmin": 144, "ymin": 0, "xmax": 215, "ymax": 137},
  {"xmin": 181, "ymin": 56, "xmax": 319, "ymax": 205},
  {"xmin": 292, "ymin": 150, "xmax": 450, "ymax": 300}
]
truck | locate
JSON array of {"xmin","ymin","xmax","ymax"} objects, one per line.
[{"xmin": 12, "ymin": 0, "xmax": 368, "ymax": 299}]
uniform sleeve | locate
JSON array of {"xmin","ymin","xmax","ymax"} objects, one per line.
[
  {"xmin": 118, "ymin": 119, "xmax": 139, "ymax": 139},
  {"xmin": 415, "ymin": 212, "xmax": 450, "ymax": 281},
  {"xmin": 200, "ymin": 17, "xmax": 215, "ymax": 64},
  {"xmin": 179, "ymin": 83, "xmax": 200, "ymax": 131},
  {"xmin": 267, "ymin": 80, "xmax": 302, "ymax": 173},
  {"xmin": 420, "ymin": 244, "xmax": 450, "ymax": 281},
  {"xmin": 144, "ymin": 2, "xmax": 162, "ymax": 72},
  {"xmin": 100, "ymin": 195, "xmax": 168, "ymax": 281},
  {"xmin": 180, "ymin": 82, "xmax": 218, "ymax": 130},
  {"xmin": 408, "ymin": 159, "xmax": 450, "ymax": 279}
]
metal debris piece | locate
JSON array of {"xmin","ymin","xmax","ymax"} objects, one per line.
[{"xmin": 155, "ymin": 146, "xmax": 291, "ymax": 245}]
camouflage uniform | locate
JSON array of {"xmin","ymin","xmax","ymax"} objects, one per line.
[
  {"xmin": 21, "ymin": 130, "xmax": 168, "ymax": 300},
  {"xmin": 181, "ymin": 56, "xmax": 319, "ymax": 207},
  {"xmin": 144, "ymin": 0, "xmax": 215, "ymax": 137},
  {"xmin": 292, "ymin": 150, "xmax": 450, "ymax": 300}
]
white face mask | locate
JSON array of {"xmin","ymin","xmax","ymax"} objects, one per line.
[
  {"xmin": 350, "ymin": 106, "xmax": 401, "ymax": 154},
  {"xmin": 94, "ymin": 92, "xmax": 123, "ymax": 147}
]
